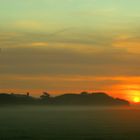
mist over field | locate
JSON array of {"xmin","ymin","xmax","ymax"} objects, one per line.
[{"xmin": 0, "ymin": 106, "xmax": 139, "ymax": 140}]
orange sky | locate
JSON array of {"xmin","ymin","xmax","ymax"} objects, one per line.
[{"xmin": 0, "ymin": 75, "xmax": 140, "ymax": 102}]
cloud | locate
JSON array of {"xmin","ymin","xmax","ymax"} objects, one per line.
[
  {"xmin": 13, "ymin": 20, "xmax": 44, "ymax": 31},
  {"xmin": 0, "ymin": 42, "xmax": 140, "ymax": 77},
  {"xmin": 0, "ymin": 30, "xmax": 140, "ymax": 96},
  {"xmin": 113, "ymin": 34, "xmax": 140, "ymax": 53},
  {"xmin": 0, "ymin": 74, "xmax": 123, "ymax": 94},
  {"xmin": 30, "ymin": 42, "xmax": 48, "ymax": 47}
]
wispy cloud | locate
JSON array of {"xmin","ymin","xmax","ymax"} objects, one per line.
[{"xmin": 13, "ymin": 20, "xmax": 44, "ymax": 31}]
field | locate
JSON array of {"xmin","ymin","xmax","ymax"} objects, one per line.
[{"xmin": 0, "ymin": 106, "xmax": 140, "ymax": 140}]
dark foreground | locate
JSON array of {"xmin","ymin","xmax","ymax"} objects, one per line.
[{"xmin": 0, "ymin": 106, "xmax": 139, "ymax": 140}]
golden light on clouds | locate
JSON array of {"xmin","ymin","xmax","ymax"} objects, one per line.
[
  {"xmin": 114, "ymin": 35, "xmax": 140, "ymax": 53},
  {"xmin": 14, "ymin": 20, "xmax": 43, "ymax": 30},
  {"xmin": 30, "ymin": 42, "xmax": 48, "ymax": 47}
]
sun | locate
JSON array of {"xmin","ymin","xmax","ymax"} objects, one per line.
[
  {"xmin": 124, "ymin": 87, "xmax": 140, "ymax": 103},
  {"xmin": 133, "ymin": 97, "xmax": 140, "ymax": 103}
]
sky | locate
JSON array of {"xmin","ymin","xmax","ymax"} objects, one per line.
[{"xmin": 0, "ymin": 0, "xmax": 140, "ymax": 102}]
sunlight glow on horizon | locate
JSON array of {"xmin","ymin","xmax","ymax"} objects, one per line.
[{"xmin": 133, "ymin": 97, "xmax": 140, "ymax": 103}]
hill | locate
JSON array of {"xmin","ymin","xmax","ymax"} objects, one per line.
[{"xmin": 0, "ymin": 92, "xmax": 129, "ymax": 106}]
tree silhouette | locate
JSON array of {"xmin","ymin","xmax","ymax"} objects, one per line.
[
  {"xmin": 40, "ymin": 92, "xmax": 50, "ymax": 100},
  {"xmin": 80, "ymin": 91, "xmax": 88, "ymax": 95}
]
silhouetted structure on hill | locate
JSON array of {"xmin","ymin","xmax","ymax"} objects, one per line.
[{"xmin": 0, "ymin": 92, "xmax": 130, "ymax": 106}]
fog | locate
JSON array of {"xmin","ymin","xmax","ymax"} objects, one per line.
[{"xmin": 0, "ymin": 106, "xmax": 139, "ymax": 140}]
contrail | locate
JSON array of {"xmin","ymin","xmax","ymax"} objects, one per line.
[{"xmin": 46, "ymin": 27, "xmax": 73, "ymax": 39}]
